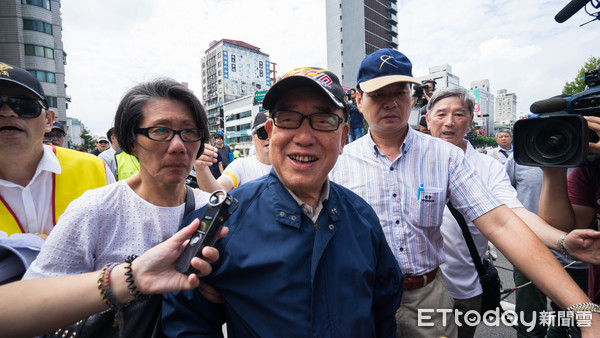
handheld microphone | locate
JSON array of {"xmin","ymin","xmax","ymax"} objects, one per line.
[{"xmin": 555, "ymin": 0, "xmax": 589, "ymax": 23}]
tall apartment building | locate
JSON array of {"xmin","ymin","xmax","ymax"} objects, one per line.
[
  {"xmin": 326, "ymin": 0, "xmax": 399, "ymax": 88},
  {"xmin": 0, "ymin": 0, "xmax": 67, "ymax": 124},
  {"xmin": 495, "ymin": 89, "xmax": 517, "ymax": 125},
  {"xmin": 201, "ymin": 39, "xmax": 271, "ymax": 134},
  {"xmin": 470, "ymin": 79, "xmax": 495, "ymax": 136}
]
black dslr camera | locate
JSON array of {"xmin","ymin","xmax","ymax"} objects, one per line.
[
  {"xmin": 175, "ymin": 190, "xmax": 238, "ymax": 275},
  {"xmin": 413, "ymin": 84, "xmax": 430, "ymax": 99},
  {"xmin": 513, "ymin": 68, "xmax": 600, "ymax": 167}
]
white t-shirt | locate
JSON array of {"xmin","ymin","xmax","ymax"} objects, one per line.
[
  {"xmin": 440, "ymin": 140, "xmax": 522, "ymax": 299},
  {"xmin": 221, "ymin": 155, "xmax": 271, "ymax": 189},
  {"xmin": 0, "ymin": 145, "xmax": 115, "ymax": 235},
  {"xmin": 98, "ymin": 146, "xmax": 117, "ymax": 180},
  {"xmin": 24, "ymin": 180, "xmax": 209, "ymax": 278}
]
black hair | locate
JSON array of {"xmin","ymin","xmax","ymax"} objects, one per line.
[
  {"xmin": 114, "ymin": 78, "xmax": 209, "ymax": 158},
  {"xmin": 106, "ymin": 127, "xmax": 114, "ymax": 140},
  {"xmin": 424, "ymin": 80, "xmax": 436, "ymax": 90}
]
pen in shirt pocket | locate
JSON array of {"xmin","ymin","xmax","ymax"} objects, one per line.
[{"xmin": 417, "ymin": 183, "xmax": 424, "ymax": 200}]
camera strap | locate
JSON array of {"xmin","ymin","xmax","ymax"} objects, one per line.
[{"xmin": 184, "ymin": 186, "xmax": 195, "ymax": 218}]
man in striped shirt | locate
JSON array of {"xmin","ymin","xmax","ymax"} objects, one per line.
[{"xmin": 330, "ymin": 48, "xmax": 600, "ymax": 337}]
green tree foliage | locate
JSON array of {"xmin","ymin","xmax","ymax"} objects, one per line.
[
  {"xmin": 79, "ymin": 126, "xmax": 96, "ymax": 150},
  {"xmin": 468, "ymin": 134, "xmax": 498, "ymax": 148},
  {"xmin": 563, "ymin": 56, "xmax": 600, "ymax": 94}
]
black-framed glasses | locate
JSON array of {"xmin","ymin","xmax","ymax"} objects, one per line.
[
  {"xmin": 272, "ymin": 110, "xmax": 344, "ymax": 132},
  {"xmin": 44, "ymin": 132, "xmax": 65, "ymax": 138},
  {"xmin": 134, "ymin": 126, "xmax": 204, "ymax": 142},
  {"xmin": 254, "ymin": 127, "xmax": 268, "ymax": 140},
  {"xmin": 97, "ymin": 140, "xmax": 109, "ymax": 144},
  {"xmin": 1, "ymin": 96, "xmax": 46, "ymax": 119}
]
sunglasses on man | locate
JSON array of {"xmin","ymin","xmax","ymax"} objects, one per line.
[
  {"xmin": 254, "ymin": 127, "xmax": 268, "ymax": 140},
  {"xmin": 1, "ymin": 96, "xmax": 46, "ymax": 118},
  {"xmin": 44, "ymin": 132, "xmax": 65, "ymax": 138}
]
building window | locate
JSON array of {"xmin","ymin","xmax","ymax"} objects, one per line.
[
  {"xmin": 23, "ymin": 19, "xmax": 52, "ymax": 35},
  {"xmin": 46, "ymin": 96, "xmax": 57, "ymax": 108},
  {"xmin": 24, "ymin": 44, "xmax": 54, "ymax": 59},
  {"xmin": 28, "ymin": 69, "xmax": 55, "ymax": 83},
  {"xmin": 231, "ymin": 55, "xmax": 236, "ymax": 63},
  {"xmin": 21, "ymin": 0, "xmax": 50, "ymax": 10}
]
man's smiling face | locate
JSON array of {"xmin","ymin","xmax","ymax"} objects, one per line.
[{"xmin": 266, "ymin": 86, "xmax": 348, "ymax": 200}]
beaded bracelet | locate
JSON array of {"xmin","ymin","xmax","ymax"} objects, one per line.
[
  {"xmin": 566, "ymin": 302, "xmax": 600, "ymax": 314},
  {"xmin": 124, "ymin": 255, "xmax": 149, "ymax": 301}
]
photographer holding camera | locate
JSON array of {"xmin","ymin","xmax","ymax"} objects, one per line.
[
  {"xmin": 412, "ymin": 80, "xmax": 436, "ymax": 108},
  {"xmin": 513, "ymin": 68, "xmax": 600, "ymax": 333},
  {"xmin": 539, "ymin": 115, "xmax": 600, "ymax": 309}
]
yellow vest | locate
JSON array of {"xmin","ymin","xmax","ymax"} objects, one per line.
[
  {"xmin": 115, "ymin": 151, "xmax": 140, "ymax": 181},
  {"xmin": 0, "ymin": 146, "xmax": 108, "ymax": 235}
]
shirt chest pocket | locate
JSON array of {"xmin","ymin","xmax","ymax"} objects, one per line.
[{"xmin": 412, "ymin": 187, "xmax": 445, "ymax": 228}]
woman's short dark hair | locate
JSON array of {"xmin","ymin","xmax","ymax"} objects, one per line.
[{"xmin": 114, "ymin": 78, "xmax": 209, "ymax": 158}]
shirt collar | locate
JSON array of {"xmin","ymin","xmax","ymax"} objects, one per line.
[
  {"xmin": 0, "ymin": 144, "xmax": 60, "ymax": 188},
  {"xmin": 40, "ymin": 144, "xmax": 62, "ymax": 175},
  {"xmin": 286, "ymin": 180, "xmax": 330, "ymax": 224},
  {"xmin": 366, "ymin": 126, "xmax": 415, "ymax": 158}
]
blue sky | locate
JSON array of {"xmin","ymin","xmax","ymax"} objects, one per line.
[{"xmin": 61, "ymin": 0, "xmax": 600, "ymax": 136}]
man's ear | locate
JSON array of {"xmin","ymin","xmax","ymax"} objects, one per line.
[
  {"xmin": 340, "ymin": 123, "xmax": 349, "ymax": 154},
  {"xmin": 356, "ymin": 91, "xmax": 364, "ymax": 114},
  {"xmin": 45, "ymin": 109, "xmax": 55, "ymax": 133},
  {"xmin": 265, "ymin": 119, "xmax": 273, "ymax": 137}
]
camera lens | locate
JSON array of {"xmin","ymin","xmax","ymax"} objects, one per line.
[{"xmin": 525, "ymin": 119, "xmax": 578, "ymax": 164}]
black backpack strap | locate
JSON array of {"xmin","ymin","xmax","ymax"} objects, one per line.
[{"xmin": 184, "ymin": 186, "xmax": 195, "ymax": 218}]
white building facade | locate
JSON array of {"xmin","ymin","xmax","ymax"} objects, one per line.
[
  {"xmin": 470, "ymin": 79, "xmax": 495, "ymax": 136},
  {"xmin": 495, "ymin": 89, "xmax": 517, "ymax": 126},
  {"xmin": 222, "ymin": 95, "xmax": 265, "ymax": 155}
]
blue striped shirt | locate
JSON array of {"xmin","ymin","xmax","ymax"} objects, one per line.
[{"xmin": 330, "ymin": 128, "xmax": 501, "ymax": 275}]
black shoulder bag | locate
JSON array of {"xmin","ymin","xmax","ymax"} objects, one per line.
[
  {"xmin": 447, "ymin": 201, "xmax": 503, "ymax": 314},
  {"xmin": 44, "ymin": 186, "xmax": 196, "ymax": 338}
]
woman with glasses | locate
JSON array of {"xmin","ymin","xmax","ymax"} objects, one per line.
[
  {"xmin": 195, "ymin": 111, "xmax": 272, "ymax": 192},
  {"xmin": 23, "ymin": 78, "xmax": 217, "ymax": 336}
]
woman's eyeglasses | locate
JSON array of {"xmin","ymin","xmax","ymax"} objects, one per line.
[{"xmin": 135, "ymin": 126, "xmax": 204, "ymax": 142}]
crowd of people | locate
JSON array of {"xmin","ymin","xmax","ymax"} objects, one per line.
[{"xmin": 1, "ymin": 45, "xmax": 600, "ymax": 337}]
